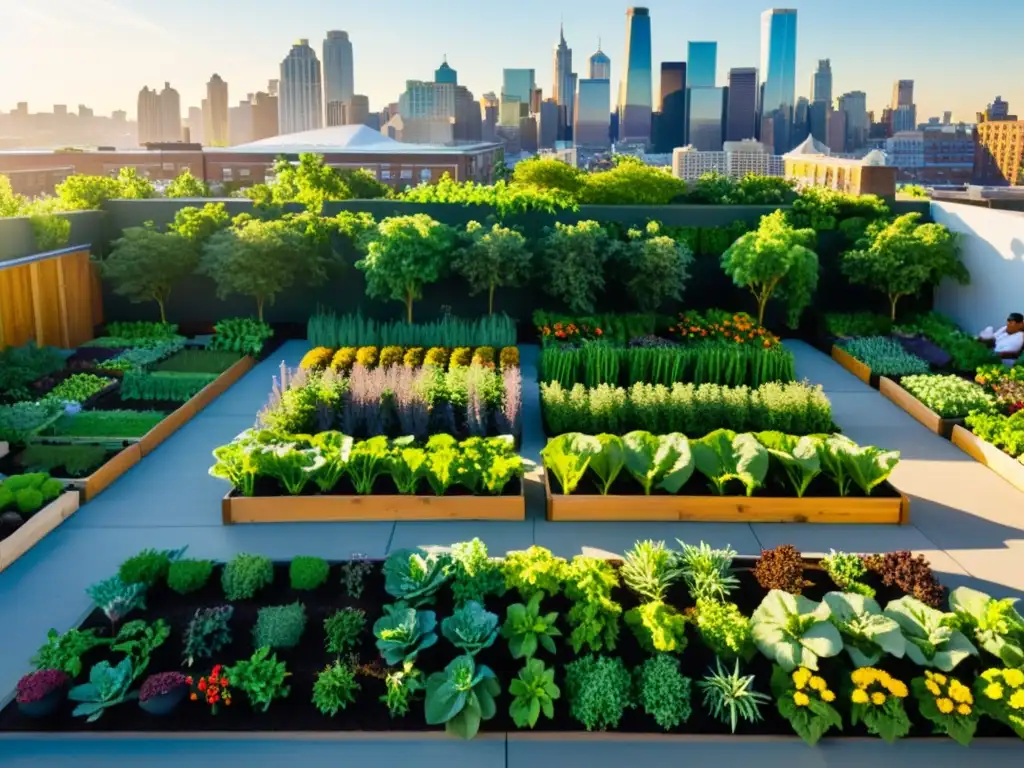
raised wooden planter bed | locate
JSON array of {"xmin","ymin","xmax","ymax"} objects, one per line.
[
  {"xmin": 222, "ymin": 482, "xmax": 527, "ymax": 523},
  {"xmin": 830, "ymin": 345, "xmax": 872, "ymax": 385},
  {"xmin": 0, "ymin": 491, "xmax": 80, "ymax": 572},
  {"xmin": 951, "ymin": 424, "xmax": 1024, "ymax": 494},
  {"xmin": 544, "ymin": 473, "xmax": 910, "ymax": 524},
  {"xmin": 879, "ymin": 377, "xmax": 965, "ymax": 439},
  {"xmin": 54, "ymin": 443, "xmax": 143, "ymax": 502}
]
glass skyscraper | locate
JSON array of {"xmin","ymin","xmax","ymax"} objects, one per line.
[
  {"xmin": 687, "ymin": 87, "xmax": 725, "ymax": 151},
  {"xmin": 617, "ymin": 7, "xmax": 652, "ymax": 144},
  {"xmin": 575, "ymin": 79, "xmax": 611, "ymax": 148},
  {"xmin": 687, "ymin": 42, "xmax": 717, "ymax": 88},
  {"xmin": 759, "ymin": 8, "xmax": 798, "ymax": 154},
  {"xmin": 501, "ymin": 68, "xmax": 535, "ymax": 126}
]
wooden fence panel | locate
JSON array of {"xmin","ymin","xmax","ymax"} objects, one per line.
[{"xmin": 0, "ymin": 246, "xmax": 98, "ymax": 349}]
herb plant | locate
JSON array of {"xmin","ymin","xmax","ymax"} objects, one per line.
[
  {"xmin": 382, "ymin": 662, "xmax": 423, "ymax": 718},
  {"xmin": 340, "ymin": 553, "xmax": 373, "ymax": 598},
  {"xmin": 222, "ymin": 553, "xmax": 274, "ymax": 600},
  {"xmin": 441, "ymin": 601, "xmax": 499, "ymax": 656},
  {"xmin": 698, "ymin": 659, "xmax": 770, "ymax": 734},
  {"xmin": 111, "ymin": 619, "xmax": 171, "ymax": 680},
  {"xmin": 68, "ymin": 658, "xmax": 137, "ymax": 722},
  {"xmin": 31, "ymin": 628, "xmax": 108, "ymax": 677},
  {"xmin": 676, "ymin": 540, "xmax": 739, "ymax": 602},
  {"xmin": 771, "ymin": 666, "xmax": 842, "ymax": 745},
  {"xmin": 183, "ymin": 606, "xmax": 234, "ymax": 667},
  {"xmin": 694, "ymin": 599, "xmax": 755, "ymax": 661},
  {"xmin": 253, "ymin": 602, "xmax": 307, "ymax": 649},
  {"xmin": 900, "ymin": 374, "xmax": 995, "ymax": 419},
  {"xmin": 167, "ymin": 559, "xmax": 214, "ymax": 595},
  {"xmin": 324, "ymin": 608, "xmax": 366, "ymax": 655},
  {"xmin": 753, "ymin": 544, "xmax": 810, "ymax": 594},
  {"xmin": 948, "ymin": 586, "xmax": 1024, "ymax": 667},
  {"xmin": 636, "ymin": 655, "xmax": 693, "ymax": 731},
  {"xmin": 226, "ymin": 646, "xmax": 291, "ymax": 712},
  {"xmin": 312, "ymin": 661, "xmax": 360, "ymax": 716},
  {"xmin": 508, "ymin": 658, "xmax": 560, "ymax": 729},
  {"xmin": 373, "ymin": 604, "xmax": 438, "ymax": 665},
  {"xmin": 503, "ymin": 546, "xmax": 567, "ymax": 599},
  {"xmin": 118, "ymin": 546, "xmax": 186, "ymax": 587},
  {"xmin": 849, "ymin": 667, "xmax": 912, "ymax": 743},
  {"xmin": 501, "ymin": 592, "xmax": 562, "ymax": 659},
  {"xmin": 624, "ymin": 601, "xmax": 689, "ymax": 654},
  {"xmin": 750, "ymin": 590, "xmax": 843, "ymax": 671},
  {"xmin": 564, "ymin": 556, "xmax": 622, "ymax": 654},
  {"xmin": 820, "ymin": 550, "xmax": 875, "ymax": 597},
  {"xmin": 840, "ymin": 337, "xmax": 930, "ymax": 376},
  {"xmin": 424, "ymin": 654, "xmax": 500, "ymax": 739},
  {"xmin": 450, "ymin": 538, "xmax": 506, "ymax": 605},
  {"xmin": 564, "ymin": 655, "xmax": 633, "ymax": 731},
  {"xmin": 289, "ymin": 555, "xmax": 330, "ymax": 591}
]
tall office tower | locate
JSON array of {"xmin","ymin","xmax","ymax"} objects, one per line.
[
  {"xmin": 159, "ymin": 83, "xmax": 182, "ymax": 142},
  {"xmin": 251, "ymin": 90, "xmax": 279, "ymax": 140},
  {"xmin": 186, "ymin": 106, "xmax": 204, "ymax": 145},
  {"xmin": 454, "ymin": 87, "xmax": 482, "ymax": 141},
  {"xmin": 890, "ymin": 79, "xmax": 916, "ymax": 132},
  {"xmin": 228, "ymin": 96, "xmax": 254, "ymax": 146},
  {"xmin": 892, "ymin": 79, "xmax": 913, "ymax": 109},
  {"xmin": 575, "ymin": 78, "xmax": 612, "ymax": 148},
  {"xmin": 323, "ymin": 31, "xmax": 355, "ymax": 107},
  {"xmin": 435, "ymin": 56, "xmax": 458, "ymax": 84},
  {"xmin": 618, "ymin": 7, "xmax": 653, "ymax": 144},
  {"xmin": 687, "ymin": 42, "xmax": 717, "ymax": 88},
  {"xmin": 726, "ymin": 67, "xmax": 757, "ymax": 141},
  {"xmin": 791, "ymin": 96, "xmax": 809, "ymax": 145},
  {"xmin": 838, "ymin": 90, "xmax": 868, "ymax": 150},
  {"xmin": 279, "ymin": 39, "xmax": 324, "ymax": 133},
  {"xmin": 589, "ymin": 41, "xmax": 611, "ymax": 79},
  {"xmin": 480, "ymin": 92, "xmax": 499, "ymax": 140},
  {"xmin": 140, "ymin": 82, "xmax": 182, "ymax": 144},
  {"xmin": 137, "ymin": 86, "xmax": 160, "ymax": 144},
  {"xmin": 655, "ymin": 62, "xmax": 686, "ymax": 152},
  {"xmin": 344, "ymin": 95, "xmax": 371, "ymax": 126},
  {"xmin": 827, "ymin": 108, "xmax": 847, "ymax": 152},
  {"xmin": 942, "ymin": 111, "xmax": 952, "ymax": 125},
  {"xmin": 268, "ymin": 79, "xmax": 279, "ymax": 97},
  {"xmin": 531, "ymin": 87, "xmax": 543, "ymax": 114},
  {"xmin": 205, "ymin": 74, "xmax": 229, "ymax": 146},
  {"xmin": 811, "ymin": 59, "xmax": 832, "ymax": 105},
  {"xmin": 758, "ymin": 8, "xmax": 798, "ymax": 154},
  {"xmin": 553, "ymin": 23, "xmax": 575, "ymax": 140},
  {"xmin": 501, "ymin": 68, "xmax": 535, "ymax": 125},
  {"xmin": 538, "ymin": 98, "xmax": 559, "ymax": 148}
]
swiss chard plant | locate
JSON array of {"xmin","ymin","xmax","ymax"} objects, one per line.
[
  {"xmin": 373, "ymin": 604, "xmax": 438, "ymax": 665},
  {"xmin": 68, "ymin": 658, "xmax": 138, "ymax": 722},
  {"xmin": 208, "ymin": 432, "xmax": 261, "ymax": 497},
  {"xmin": 948, "ymin": 587, "xmax": 1024, "ymax": 667},
  {"xmin": 501, "ymin": 592, "xmax": 562, "ymax": 659},
  {"xmin": 622, "ymin": 431, "xmax": 694, "ymax": 494},
  {"xmin": 541, "ymin": 432, "xmax": 601, "ymax": 494},
  {"xmin": 441, "ymin": 601, "xmax": 499, "ymax": 656},
  {"xmin": 822, "ymin": 592, "xmax": 906, "ymax": 668},
  {"xmin": 424, "ymin": 654, "xmax": 500, "ymax": 740},
  {"xmin": 382, "ymin": 547, "xmax": 451, "ymax": 606},
  {"xmin": 756, "ymin": 431, "xmax": 821, "ymax": 497},
  {"xmin": 883, "ymin": 596, "xmax": 978, "ymax": 671},
  {"xmin": 253, "ymin": 442, "xmax": 326, "ymax": 495},
  {"xmin": 750, "ymin": 590, "xmax": 843, "ymax": 671},
  {"xmin": 692, "ymin": 429, "xmax": 769, "ymax": 496}
]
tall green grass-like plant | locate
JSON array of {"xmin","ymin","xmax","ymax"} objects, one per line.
[{"xmin": 307, "ymin": 311, "xmax": 516, "ymax": 349}]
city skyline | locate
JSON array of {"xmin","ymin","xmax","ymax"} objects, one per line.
[{"xmin": 2, "ymin": 0, "xmax": 1019, "ymax": 126}]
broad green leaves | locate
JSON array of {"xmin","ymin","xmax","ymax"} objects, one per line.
[{"xmin": 751, "ymin": 590, "xmax": 842, "ymax": 671}]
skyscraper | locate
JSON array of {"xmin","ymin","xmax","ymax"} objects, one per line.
[
  {"xmin": 323, "ymin": 31, "xmax": 355, "ymax": 111},
  {"xmin": 138, "ymin": 83, "xmax": 181, "ymax": 144},
  {"xmin": 892, "ymin": 80, "xmax": 914, "ymax": 109},
  {"xmin": 501, "ymin": 68, "xmax": 535, "ymax": 126},
  {"xmin": 279, "ymin": 39, "xmax": 323, "ymax": 134},
  {"xmin": 205, "ymin": 74, "xmax": 228, "ymax": 146},
  {"xmin": 838, "ymin": 90, "xmax": 869, "ymax": 150},
  {"xmin": 890, "ymin": 79, "xmax": 917, "ymax": 132},
  {"xmin": 435, "ymin": 56, "xmax": 458, "ymax": 85},
  {"xmin": 575, "ymin": 78, "xmax": 612, "ymax": 148},
  {"xmin": 811, "ymin": 59, "xmax": 832, "ymax": 105},
  {"xmin": 589, "ymin": 42, "xmax": 611, "ymax": 80},
  {"xmin": 538, "ymin": 98, "xmax": 559, "ymax": 149},
  {"xmin": 618, "ymin": 7, "xmax": 653, "ymax": 144},
  {"xmin": 726, "ymin": 67, "xmax": 757, "ymax": 141},
  {"xmin": 655, "ymin": 62, "xmax": 686, "ymax": 153},
  {"xmin": 159, "ymin": 83, "xmax": 182, "ymax": 143},
  {"xmin": 553, "ymin": 24, "xmax": 575, "ymax": 140},
  {"xmin": 186, "ymin": 105, "xmax": 204, "ymax": 145},
  {"xmin": 251, "ymin": 90, "xmax": 279, "ymax": 141},
  {"xmin": 758, "ymin": 8, "xmax": 798, "ymax": 154},
  {"xmin": 687, "ymin": 42, "xmax": 717, "ymax": 88}
]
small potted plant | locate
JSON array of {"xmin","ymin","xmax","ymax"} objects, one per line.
[
  {"xmin": 16, "ymin": 669, "xmax": 69, "ymax": 717},
  {"xmin": 139, "ymin": 671, "xmax": 188, "ymax": 716}
]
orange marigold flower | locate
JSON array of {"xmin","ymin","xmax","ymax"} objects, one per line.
[{"xmin": 190, "ymin": 693, "xmax": 198, "ymax": 701}]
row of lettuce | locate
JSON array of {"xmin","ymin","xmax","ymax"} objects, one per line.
[{"xmin": 10, "ymin": 541, "xmax": 1024, "ymax": 744}]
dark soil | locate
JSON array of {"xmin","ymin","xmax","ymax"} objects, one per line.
[{"xmin": 0, "ymin": 559, "xmax": 1013, "ymax": 739}]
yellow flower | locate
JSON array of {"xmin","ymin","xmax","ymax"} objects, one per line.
[
  {"xmin": 1009, "ymin": 690, "xmax": 1024, "ymax": 710},
  {"xmin": 957, "ymin": 704, "xmax": 972, "ymax": 716},
  {"xmin": 925, "ymin": 680, "xmax": 941, "ymax": 696},
  {"xmin": 931, "ymin": 672, "xmax": 947, "ymax": 686},
  {"xmin": 875, "ymin": 670, "xmax": 892, "ymax": 687},
  {"xmin": 924, "ymin": 670, "xmax": 935, "ymax": 680},
  {"xmin": 793, "ymin": 691, "xmax": 810, "ymax": 707},
  {"xmin": 852, "ymin": 689, "xmax": 870, "ymax": 705},
  {"xmin": 871, "ymin": 692, "xmax": 887, "ymax": 706},
  {"xmin": 980, "ymin": 669, "xmax": 999, "ymax": 682},
  {"xmin": 948, "ymin": 681, "xmax": 972, "ymax": 704},
  {"xmin": 887, "ymin": 679, "xmax": 908, "ymax": 699},
  {"xmin": 851, "ymin": 669, "xmax": 874, "ymax": 688},
  {"xmin": 984, "ymin": 682, "xmax": 1005, "ymax": 700},
  {"xmin": 809, "ymin": 676, "xmax": 827, "ymax": 692},
  {"xmin": 936, "ymin": 698, "xmax": 954, "ymax": 714},
  {"xmin": 792, "ymin": 668, "xmax": 812, "ymax": 690},
  {"xmin": 821, "ymin": 689, "xmax": 836, "ymax": 703},
  {"xmin": 1005, "ymin": 669, "xmax": 1024, "ymax": 688}
]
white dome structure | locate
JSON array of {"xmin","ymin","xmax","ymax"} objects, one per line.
[
  {"xmin": 785, "ymin": 133, "xmax": 832, "ymax": 157},
  {"xmin": 862, "ymin": 149, "xmax": 887, "ymax": 166}
]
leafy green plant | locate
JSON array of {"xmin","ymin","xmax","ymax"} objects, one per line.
[
  {"xmin": 424, "ymin": 654, "xmax": 500, "ymax": 739},
  {"xmin": 42, "ymin": 373, "xmax": 113, "ymax": 404},
  {"xmin": 167, "ymin": 559, "xmax": 214, "ymax": 595},
  {"xmin": 882, "ymin": 596, "xmax": 978, "ymax": 671},
  {"xmin": 222, "ymin": 553, "xmax": 274, "ymax": 600},
  {"xmin": 121, "ymin": 371, "xmax": 218, "ymax": 402},
  {"xmin": 312, "ymin": 660, "xmax": 361, "ymax": 717},
  {"xmin": 540, "ymin": 220, "xmax": 610, "ymax": 314},
  {"xmin": 637, "ymin": 655, "xmax": 693, "ymax": 731},
  {"xmin": 289, "ymin": 555, "xmax": 330, "ymax": 591},
  {"xmin": 46, "ymin": 410, "xmax": 166, "ymax": 439},
  {"xmin": 153, "ymin": 349, "xmax": 243, "ymax": 374},
  {"xmin": 0, "ymin": 343, "xmax": 65, "ymax": 404},
  {"xmin": 817, "ymin": 434, "xmax": 901, "ymax": 496},
  {"xmin": 17, "ymin": 443, "xmax": 109, "ymax": 478},
  {"xmin": 501, "ymin": 592, "xmax": 562, "ymax": 660},
  {"xmin": 965, "ymin": 410, "xmax": 1024, "ymax": 459},
  {"xmin": 253, "ymin": 602, "xmax": 307, "ymax": 649},
  {"xmin": 441, "ymin": 601, "xmax": 499, "ymax": 656},
  {"xmin": 756, "ymin": 432, "xmax": 820, "ymax": 497},
  {"xmin": 0, "ymin": 400, "xmax": 64, "ymax": 445},
  {"xmin": 771, "ymin": 665, "xmax": 843, "ymax": 745},
  {"xmin": 900, "ymin": 374, "xmax": 996, "ymax": 418},
  {"xmin": 698, "ymin": 659, "xmax": 770, "ymax": 734},
  {"xmin": 68, "ymin": 658, "xmax": 137, "ymax": 722},
  {"xmin": 374, "ymin": 603, "xmax": 438, "ymax": 665},
  {"xmin": 676, "ymin": 540, "xmax": 739, "ymax": 602},
  {"xmin": 382, "ymin": 662, "xmax": 424, "ymax": 718},
  {"xmin": 382, "ymin": 547, "xmax": 450, "ymax": 606},
  {"xmin": 822, "ymin": 592, "xmax": 906, "ymax": 667},
  {"xmin": 508, "ymin": 658, "xmax": 560, "ymax": 729},
  {"xmin": 209, "ymin": 317, "xmax": 274, "ymax": 356},
  {"xmin": 31, "ymin": 628, "xmax": 108, "ymax": 677},
  {"xmin": 324, "ymin": 608, "xmax": 366, "ymax": 655},
  {"xmin": 694, "ymin": 599, "xmax": 755, "ymax": 661},
  {"xmin": 564, "ymin": 655, "xmax": 633, "ymax": 731},
  {"xmin": 103, "ymin": 226, "xmax": 196, "ymax": 322},
  {"xmin": 503, "ymin": 546, "xmax": 567, "ymax": 599},
  {"xmin": 450, "ymin": 538, "xmax": 506, "ymax": 605},
  {"xmin": 624, "ymin": 600, "xmax": 689, "ymax": 654},
  {"xmin": 948, "ymin": 586, "xmax": 1024, "ymax": 667},
  {"xmin": 620, "ymin": 540, "xmax": 682, "ymax": 602},
  {"xmin": 824, "ymin": 311, "xmax": 893, "ymax": 338},
  {"xmin": 840, "ymin": 336, "xmax": 930, "ymax": 376},
  {"xmin": 820, "ymin": 550, "xmax": 875, "ymax": 597},
  {"xmin": 564, "ymin": 556, "xmax": 622, "ymax": 654},
  {"xmin": 541, "ymin": 432, "xmax": 601, "ymax": 494},
  {"xmin": 225, "ymin": 646, "xmax": 291, "ymax": 712},
  {"xmin": 86, "ymin": 575, "xmax": 147, "ymax": 627},
  {"xmin": 118, "ymin": 546, "xmax": 186, "ymax": 587},
  {"xmin": 111, "ymin": 619, "xmax": 171, "ymax": 680},
  {"xmin": 183, "ymin": 606, "xmax": 233, "ymax": 667},
  {"xmin": 622, "ymin": 431, "xmax": 694, "ymax": 495},
  {"xmin": 750, "ymin": 590, "xmax": 843, "ymax": 671},
  {"xmin": 692, "ymin": 429, "xmax": 769, "ymax": 496},
  {"xmin": 863, "ymin": 550, "xmax": 943, "ymax": 606}
]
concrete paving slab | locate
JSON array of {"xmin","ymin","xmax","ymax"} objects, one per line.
[
  {"xmin": 388, "ymin": 520, "xmax": 535, "ymax": 555},
  {"xmin": 749, "ymin": 522, "xmax": 943, "ymax": 555},
  {"xmin": 533, "ymin": 520, "xmax": 761, "ymax": 558}
]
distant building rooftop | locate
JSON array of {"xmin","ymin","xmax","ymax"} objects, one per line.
[{"xmin": 220, "ymin": 124, "xmax": 498, "ymax": 155}]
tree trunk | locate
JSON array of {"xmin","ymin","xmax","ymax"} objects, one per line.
[
  {"xmin": 256, "ymin": 297, "xmax": 265, "ymax": 323},
  {"xmin": 889, "ymin": 294, "xmax": 900, "ymax": 322},
  {"xmin": 757, "ymin": 293, "xmax": 769, "ymax": 327},
  {"xmin": 488, "ymin": 283, "xmax": 495, "ymax": 316},
  {"xmin": 156, "ymin": 298, "xmax": 167, "ymax": 324},
  {"xmin": 405, "ymin": 290, "xmax": 414, "ymax": 324}
]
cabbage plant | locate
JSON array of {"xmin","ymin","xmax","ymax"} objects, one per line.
[
  {"xmin": 382, "ymin": 547, "xmax": 451, "ymax": 606},
  {"xmin": 948, "ymin": 587, "xmax": 1024, "ymax": 667},
  {"xmin": 750, "ymin": 590, "xmax": 842, "ymax": 671},
  {"xmin": 883, "ymin": 596, "xmax": 978, "ymax": 671},
  {"xmin": 822, "ymin": 592, "xmax": 906, "ymax": 667},
  {"xmin": 692, "ymin": 429, "xmax": 769, "ymax": 496}
]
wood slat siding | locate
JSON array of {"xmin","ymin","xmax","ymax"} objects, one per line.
[{"xmin": 0, "ymin": 248, "xmax": 98, "ymax": 349}]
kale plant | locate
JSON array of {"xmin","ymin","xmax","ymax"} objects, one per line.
[
  {"xmin": 68, "ymin": 658, "xmax": 137, "ymax": 722},
  {"xmin": 382, "ymin": 547, "xmax": 451, "ymax": 606},
  {"xmin": 441, "ymin": 601, "xmax": 499, "ymax": 656},
  {"xmin": 624, "ymin": 600, "xmax": 689, "ymax": 654},
  {"xmin": 183, "ymin": 605, "xmax": 234, "ymax": 667},
  {"xmin": 502, "ymin": 546, "xmax": 567, "ymax": 599},
  {"xmin": 86, "ymin": 575, "xmax": 147, "ymax": 627},
  {"xmin": 373, "ymin": 603, "xmax": 438, "ymax": 665}
]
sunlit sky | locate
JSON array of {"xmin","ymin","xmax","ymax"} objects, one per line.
[{"xmin": 1, "ymin": 0, "xmax": 1020, "ymax": 122}]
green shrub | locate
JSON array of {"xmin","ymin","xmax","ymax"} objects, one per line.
[
  {"xmin": 118, "ymin": 547, "xmax": 185, "ymax": 587},
  {"xmin": 105, "ymin": 321, "xmax": 178, "ymax": 339},
  {"xmin": 153, "ymin": 350, "xmax": 243, "ymax": 374},
  {"xmin": 183, "ymin": 606, "xmax": 233, "ymax": 666},
  {"xmin": 450, "ymin": 538, "xmax": 506, "ymax": 605},
  {"xmin": 312, "ymin": 661, "xmax": 360, "ymax": 716},
  {"xmin": 324, "ymin": 608, "xmax": 367, "ymax": 655},
  {"xmin": 637, "ymin": 655, "xmax": 693, "ymax": 730},
  {"xmin": 0, "ymin": 472, "xmax": 64, "ymax": 515},
  {"xmin": 210, "ymin": 317, "xmax": 273, "ymax": 356},
  {"xmin": 503, "ymin": 546, "xmax": 567, "ymax": 600},
  {"xmin": 840, "ymin": 337, "xmax": 929, "ymax": 376},
  {"xmin": 47, "ymin": 410, "xmax": 165, "ymax": 438},
  {"xmin": 17, "ymin": 444, "xmax": 109, "ymax": 477},
  {"xmin": 564, "ymin": 655, "xmax": 633, "ymax": 731},
  {"xmin": 42, "ymin": 373, "xmax": 113, "ymax": 404},
  {"xmin": 253, "ymin": 602, "xmax": 308, "ymax": 649},
  {"xmin": 226, "ymin": 646, "xmax": 291, "ymax": 712},
  {"xmin": 289, "ymin": 555, "xmax": 330, "ymax": 591},
  {"xmin": 899, "ymin": 374, "xmax": 996, "ymax": 419},
  {"xmin": 0, "ymin": 401, "xmax": 64, "ymax": 445},
  {"xmin": 221, "ymin": 553, "xmax": 274, "ymax": 600},
  {"xmin": 121, "ymin": 371, "xmax": 218, "ymax": 402},
  {"xmin": 0, "ymin": 342, "xmax": 66, "ymax": 402},
  {"xmin": 167, "ymin": 559, "xmax": 214, "ymax": 595},
  {"xmin": 824, "ymin": 312, "xmax": 892, "ymax": 338},
  {"xmin": 965, "ymin": 410, "xmax": 1024, "ymax": 458}
]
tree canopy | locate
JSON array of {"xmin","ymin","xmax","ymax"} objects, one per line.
[
  {"xmin": 453, "ymin": 220, "xmax": 532, "ymax": 314},
  {"xmin": 578, "ymin": 162, "xmax": 688, "ymax": 206},
  {"xmin": 618, "ymin": 221, "xmax": 694, "ymax": 312},
  {"xmin": 511, "ymin": 157, "xmax": 588, "ymax": 197},
  {"xmin": 168, "ymin": 203, "xmax": 230, "ymax": 247},
  {"xmin": 841, "ymin": 212, "xmax": 966, "ymax": 320},
  {"xmin": 540, "ymin": 220, "xmax": 611, "ymax": 313},
  {"xmin": 103, "ymin": 227, "xmax": 196, "ymax": 322},
  {"xmin": 166, "ymin": 169, "xmax": 210, "ymax": 198}
]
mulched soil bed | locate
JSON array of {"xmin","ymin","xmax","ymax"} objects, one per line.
[{"xmin": 0, "ymin": 559, "xmax": 1013, "ymax": 738}]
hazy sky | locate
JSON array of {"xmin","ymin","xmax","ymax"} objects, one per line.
[{"xmin": 1, "ymin": 0, "xmax": 1019, "ymax": 122}]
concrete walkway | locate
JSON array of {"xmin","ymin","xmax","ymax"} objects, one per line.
[{"xmin": 0, "ymin": 340, "xmax": 1021, "ymax": 765}]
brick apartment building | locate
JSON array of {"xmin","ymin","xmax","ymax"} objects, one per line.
[
  {"xmin": 0, "ymin": 125, "xmax": 503, "ymax": 197},
  {"xmin": 973, "ymin": 120, "xmax": 1024, "ymax": 185}
]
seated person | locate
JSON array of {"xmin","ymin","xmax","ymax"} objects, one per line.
[{"xmin": 979, "ymin": 312, "xmax": 1024, "ymax": 365}]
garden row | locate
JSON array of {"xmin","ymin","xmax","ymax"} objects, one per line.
[
  {"xmin": 3, "ymin": 542, "xmax": 1021, "ymax": 745},
  {"xmin": 0, "ymin": 319, "xmax": 270, "ymax": 570}
]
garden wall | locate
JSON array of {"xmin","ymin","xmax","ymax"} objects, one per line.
[
  {"xmin": 93, "ymin": 198, "xmax": 930, "ymax": 329},
  {"xmin": 932, "ymin": 201, "xmax": 1024, "ymax": 334},
  {"xmin": 0, "ymin": 211, "xmax": 106, "ymax": 263}
]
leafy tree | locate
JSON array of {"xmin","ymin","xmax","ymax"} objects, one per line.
[
  {"xmin": 453, "ymin": 220, "xmax": 531, "ymax": 314},
  {"xmin": 337, "ymin": 169, "xmax": 392, "ymax": 200},
  {"xmin": 165, "ymin": 169, "xmax": 210, "ymax": 198},
  {"xmin": 355, "ymin": 214, "xmax": 456, "ymax": 323},
  {"xmin": 540, "ymin": 220, "xmax": 610, "ymax": 313},
  {"xmin": 1, "ymin": 175, "xmax": 27, "ymax": 216},
  {"xmin": 685, "ymin": 172, "xmax": 795, "ymax": 205},
  {"xmin": 618, "ymin": 221, "xmax": 694, "ymax": 311},
  {"xmin": 200, "ymin": 215, "xmax": 331, "ymax": 321},
  {"xmin": 103, "ymin": 227, "xmax": 196, "ymax": 322},
  {"xmin": 399, "ymin": 174, "xmax": 577, "ymax": 217},
  {"xmin": 842, "ymin": 213, "xmax": 966, "ymax": 321},
  {"xmin": 270, "ymin": 153, "xmax": 348, "ymax": 212},
  {"xmin": 721, "ymin": 210, "xmax": 819, "ymax": 327},
  {"xmin": 116, "ymin": 167, "xmax": 156, "ymax": 199},
  {"xmin": 56, "ymin": 174, "xmax": 123, "ymax": 211},
  {"xmin": 580, "ymin": 162, "xmax": 687, "ymax": 205},
  {"xmin": 788, "ymin": 187, "xmax": 889, "ymax": 231},
  {"xmin": 511, "ymin": 157, "xmax": 587, "ymax": 197},
  {"xmin": 168, "ymin": 203, "xmax": 230, "ymax": 247},
  {"xmin": 28, "ymin": 213, "xmax": 71, "ymax": 251}
]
